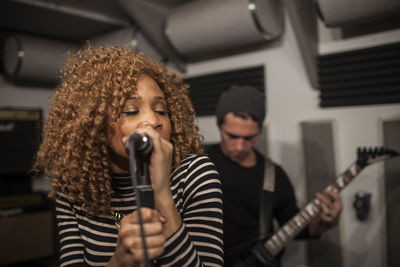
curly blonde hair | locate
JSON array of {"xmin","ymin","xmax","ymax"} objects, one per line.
[{"xmin": 34, "ymin": 45, "xmax": 203, "ymax": 215}]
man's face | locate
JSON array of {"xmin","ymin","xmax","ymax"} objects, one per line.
[{"xmin": 220, "ymin": 112, "xmax": 259, "ymax": 164}]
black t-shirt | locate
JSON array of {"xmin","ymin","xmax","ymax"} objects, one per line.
[
  {"xmin": 206, "ymin": 143, "xmax": 264, "ymax": 249},
  {"xmin": 206, "ymin": 144, "xmax": 310, "ymax": 265}
]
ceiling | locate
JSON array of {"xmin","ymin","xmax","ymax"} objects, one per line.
[
  {"xmin": 0, "ymin": 0, "xmax": 189, "ymax": 42},
  {"xmin": 3, "ymin": 0, "xmax": 399, "ymax": 74},
  {"xmin": 0, "ymin": 0, "xmax": 194, "ymax": 74}
]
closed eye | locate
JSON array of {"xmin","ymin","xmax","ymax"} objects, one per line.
[
  {"xmin": 225, "ymin": 131, "xmax": 257, "ymax": 140},
  {"xmin": 156, "ymin": 110, "xmax": 168, "ymax": 116},
  {"xmin": 122, "ymin": 111, "xmax": 139, "ymax": 115}
]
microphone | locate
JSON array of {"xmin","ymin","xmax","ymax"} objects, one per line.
[
  {"xmin": 128, "ymin": 133, "xmax": 153, "ymax": 156},
  {"xmin": 127, "ymin": 132, "xmax": 154, "ymax": 208},
  {"xmin": 126, "ymin": 133, "xmax": 156, "ymax": 267}
]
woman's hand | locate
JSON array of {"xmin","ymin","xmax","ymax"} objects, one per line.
[
  {"xmin": 109, "ymin": 208, "xmax": 166, "ymax": 267},
  {"xmin": 123, "ymin": 127, "xmax": 181, "ymax": 239},
  {"xmin": 124, "ymin": 126, "xmax": 173, "ymax": 196}
]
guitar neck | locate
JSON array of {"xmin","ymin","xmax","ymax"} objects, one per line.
[{"xmin": 264, "ymin": 161, "xmax": 362, "ymax": 256}]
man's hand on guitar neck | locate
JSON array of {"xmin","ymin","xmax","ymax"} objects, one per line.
[{"xmin": 309, "ymin": 189, "xmax": 342, "ymax": 237}]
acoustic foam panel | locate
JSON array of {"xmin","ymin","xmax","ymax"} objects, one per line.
[
  {"xmin": 383, "ymin": 119, "xmax": 400, "ymax": 267},
  {"xmin": 301, "ymin": 121, "xmax": 343, "ymax": 267}
]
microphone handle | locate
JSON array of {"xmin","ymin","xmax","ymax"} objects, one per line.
[
  {"xmin": 138, "ymin": 185, "xmax": 156, "ymax": 267},
  {"xmin": 137, "ymin": 185, "xmax": 155, "ymax": 209}
]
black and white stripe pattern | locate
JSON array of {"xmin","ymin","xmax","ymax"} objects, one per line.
[{"xmin": 56, "ymin": 154, "xmax": 223, "ymax": 266}]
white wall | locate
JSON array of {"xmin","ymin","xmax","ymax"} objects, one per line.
[{"xmin": 185, "ymin": 12, "xmax": 400, "ymax": 267}]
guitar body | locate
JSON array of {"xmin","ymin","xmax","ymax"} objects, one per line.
[
  {"xmin": 224, "ymin": 238, "xmax": 257, "ymax": 266},
  {"xmin": 226, "ymin": 239, "xmax": 278, "ymax": 267}
]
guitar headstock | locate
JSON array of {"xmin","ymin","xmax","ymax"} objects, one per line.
[{"xmin": 356, "ymin": 147, "xmax": 399, "ymax": 168}]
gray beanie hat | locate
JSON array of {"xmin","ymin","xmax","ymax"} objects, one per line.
[{"xmin": 216, "ymin": 85, "xmax": 266, "ymax": 125}]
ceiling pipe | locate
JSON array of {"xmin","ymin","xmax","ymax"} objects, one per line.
[
  {"xmin": 117, "ymin": 0, "xmax": 187, "ymax": 72},
  {"xmin": 12, "ymin": 0, "xmax": 130, "ymax": 27}
]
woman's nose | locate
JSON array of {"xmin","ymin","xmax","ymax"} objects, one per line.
[{"xmin": 139, "ymin": 112, "xmax": 162, "ymax": 129}]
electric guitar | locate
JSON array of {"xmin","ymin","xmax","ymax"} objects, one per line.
[{"xmin": 252, "ymin": 147, "xmax": 399, "ymax": 266}]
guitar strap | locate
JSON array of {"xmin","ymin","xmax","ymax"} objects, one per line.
[
  {"xmin": 259, "ymin": 158, "xmax": 275, "ymax": 239},
  {"xmin": 231, "ymin": 158, "xmax": 278, "ymax": 267}
]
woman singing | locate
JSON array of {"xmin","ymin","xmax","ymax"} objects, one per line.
[{"xmin": 34, "ymin": 45, "xmax": 223, "ymax": 267}]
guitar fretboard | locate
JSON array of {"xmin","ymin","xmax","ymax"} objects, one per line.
[{"xmin": 264, "ymin": 162, "xmax": 362, "ymax": 256}]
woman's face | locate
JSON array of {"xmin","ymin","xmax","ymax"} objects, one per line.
[{"xmin": 107, "ymin": 74, "xmax": 172, "ymax": 172}]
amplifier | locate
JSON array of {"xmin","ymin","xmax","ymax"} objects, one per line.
[
  {"xmin": 0, "ymin": 192, "xmax": 47, "ymax": 210},
  {"xmin": 0, "ymin": 108, "xmax": 42, "ymax": 176}
]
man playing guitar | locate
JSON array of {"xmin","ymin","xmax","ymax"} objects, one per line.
[{"xmin": 207, "ymin": 85, "xmax": 342, "ymax": 266}]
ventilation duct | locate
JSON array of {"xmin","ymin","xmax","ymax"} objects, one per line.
[
  {"xmin": 316, "ymin": 0, "xmax": 400, "ymax": 27},
  {"xmin": 116, "ymin": 0, "xmax": 185, "ymax": 70},
  {"xmin": 165, "ymin": 0, "xmax": 283, "ymax": 60},
  {"xmin": 91, "ymin": 27, "xmax": 163, "ymax": 62},
  {"xmin": 1, "ymin": 34, "xmax": 78, "ymax": 85}
]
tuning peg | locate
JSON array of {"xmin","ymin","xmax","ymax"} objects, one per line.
[
  {"xmin": 390, "ymin": 149, "xmax": 400, "ymax": 157},
  {"xmin": 357, "ymin": 147, "xmax": 368, "ymax": 154}
]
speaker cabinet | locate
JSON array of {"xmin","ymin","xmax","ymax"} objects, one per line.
[
  {"xmin": 0, "ymin": 108, "xmax": 42, "ymax": 177},
  {"xmin": 0, "ymin": 211, "xmax": 55, "ymax": 265}
]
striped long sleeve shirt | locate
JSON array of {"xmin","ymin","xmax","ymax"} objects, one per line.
[{"xmin": 56, "ymin": 154, "xmax": 223, "ymax": 266}]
